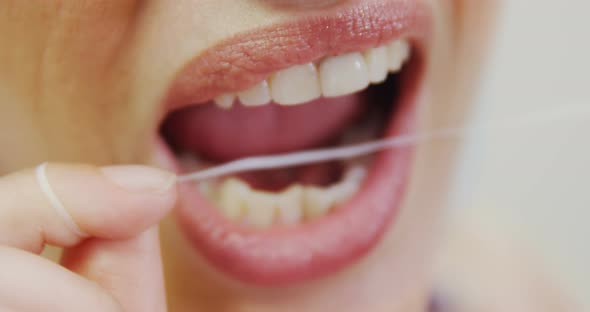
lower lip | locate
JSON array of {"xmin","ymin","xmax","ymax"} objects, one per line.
[{"xmin": 160, "ymin": 60, "xmax": 423, "ymax": 286}]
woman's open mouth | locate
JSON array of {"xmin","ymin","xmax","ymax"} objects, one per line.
[{"xmin": 156, "ymin": 1, "xmax": 431, "ymax": 286}]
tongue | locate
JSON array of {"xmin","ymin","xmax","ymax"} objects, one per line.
[{"xmin": 162, "ymin": 94, "xmax": 364, "ymax": 162}]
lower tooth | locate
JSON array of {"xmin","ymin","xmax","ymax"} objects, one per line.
[
  {"xmin": 218, "ymin": 178, "xmax": 249, "ymax": 220},
  {"xmin": 331, "ymin": 181, "xmax": 358, "ymax": 206},
  {"xmin": 209, "ymin": 164, "xmax": 367, "ymax": 226},
  {"xmin": 199, "ymin": 181, "xmax": 216, "ymax": 200},
  {"xmin": 277, "ymin": 186, "xmax": 304, "ymax": 225},
  {"xmin": 304, "ymin": 187, "xmax": 336, "ymax": 221},
  {"xmin": 244, "ymin": 192, "xmax": 277, "ymax": 228}
]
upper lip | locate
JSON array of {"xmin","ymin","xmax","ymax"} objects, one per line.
[{"xmin": 162, "ymin": 0, "xmax": 431, "ymax": 113}]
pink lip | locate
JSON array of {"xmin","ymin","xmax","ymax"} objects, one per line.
[
  {"xmin": 158, "ymin": 0, "xmax": 432, "ymax": 286},
  {"xmin": 164, "ymin": 0, "xmax": 431, "ymax": 111}
]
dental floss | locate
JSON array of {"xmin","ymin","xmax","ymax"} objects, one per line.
[
  {"xmin": 36, "ymin": 163, "xmax": 88, "ymax": 238},
  {"xmin": 176, "ymin": 129, "xmax": 457, "ymax": 183},
  {"xmin": 177, "ymin": 104, "xmax": 590, "ymax": 183}
]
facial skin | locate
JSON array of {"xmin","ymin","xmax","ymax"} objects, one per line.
[{"xmin": 0, "ymin": 1, "xmax": 496, "ymax": 311}]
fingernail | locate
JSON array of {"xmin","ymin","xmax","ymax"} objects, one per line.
[{"xmin": 101, "ymin": 165, "xmax": 176, "ymax": 192}]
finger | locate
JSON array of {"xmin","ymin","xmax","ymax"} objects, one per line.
[
  {"xmin": 0, "ymin": 246, "xmax": 121, "ymax": 312},
  {"xmin": 61, "ymin": 227, "xmax": 167, "ymax": 312},
  {"xmin": 0, "ymin": 163, "xmax": 177, "ymax": 253}
]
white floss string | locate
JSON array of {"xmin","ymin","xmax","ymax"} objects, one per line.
[
  {"xmin": 177, "ymin": 104, "xmax": 590, "ymax": 183},
  {"xmin": 36, "ymin": 163, "xmax": 88, "ymax": 237}
]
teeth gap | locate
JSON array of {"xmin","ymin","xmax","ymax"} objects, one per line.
[{"xmin": 214, "ymin": 39, "xmax": 411, "ymax": 109}]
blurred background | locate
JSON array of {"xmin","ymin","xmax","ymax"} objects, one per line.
[{"xmin": 454, "ymin": 1, "xmax": 590, "ymax": 309}]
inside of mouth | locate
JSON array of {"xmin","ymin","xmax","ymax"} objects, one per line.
[
  {"xmin": 161, "ymin": 46, "xmax": 409, "ymax": 227},
  {"xmin": 216, "ymin": 78, "xmax": 397, "ymax": 192},
  {"xmin": 165, "ymin": 76, "xmax": 398, "ymax": 181}
]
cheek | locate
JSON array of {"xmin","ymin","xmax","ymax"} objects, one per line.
[
  {"xmin": 0, "ymin": 1, "xmax": 150, "ymax": 169},
  {"xmin": 425, "ymin": 0, "xmax": 498, "ymax": 129},
  {"xmin": 451, "ymin": 0, "xmax": 499, "ymax": 58}
]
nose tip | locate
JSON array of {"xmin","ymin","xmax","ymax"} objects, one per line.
[{"xmin": 261, "ymin": 0, "xmax": 351, "ymax": 10}]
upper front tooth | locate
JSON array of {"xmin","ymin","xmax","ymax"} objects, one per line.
[
  {"xmin": 387, "ymin": 40, "xmax": 410, "ymax": 72},
  {"xmin": 214, "ymin": 93, "xmax": 236, "ymax": 110},
  {"xmin": 320, "ymin": 52, "xmax": 370, "ymax": 98},
  {"xmin": 238, "ymin": 80, "xmax": 271, "ymax": 106},
  {"xmin": 270, "ymin": 63, "xmax": 322, "ymax": 106},
  {"xmin": 244, "ymin": 191, "xmax": 277, "ymax": 228},
  {"xmin": 364, "ymin": 46, "xmax": 389, "ymax": 84}
]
